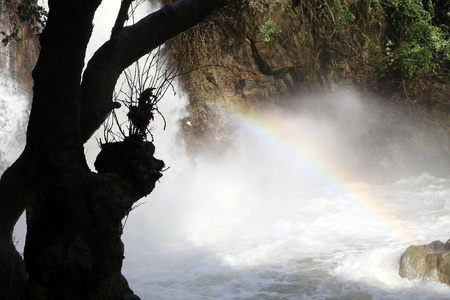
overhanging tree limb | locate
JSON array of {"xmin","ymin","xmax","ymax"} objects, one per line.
[
  {"xmin": 111, "ymin": 0, "xmax": 134, "ymax": 41},
  {"xmin": 0, "ymin": 0, "xmax": 230, "ymax": 297},
  {"xmin": 80, "ymin": 0, "xmax": 228, "ymax": 142}
]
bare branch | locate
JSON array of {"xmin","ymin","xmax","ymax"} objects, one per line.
[
  {"xmin": 101, "ymin": 47, "xmax": 178, "ymax": 144},
  {"xmin": 80, "ymin": 0, "xmax": 228, "ymax": 142},
  {"xmin": 111, "ymin": 0, "xmax": 134, "ymax": 41}
]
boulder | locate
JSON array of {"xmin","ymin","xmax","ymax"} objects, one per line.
[{"xmin": 399, "ymin": 239, "xmax": 450, "ymax": 285}]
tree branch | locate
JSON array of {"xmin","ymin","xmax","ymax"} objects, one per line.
[
  {"xmin": 80, "ymin": 0, "xmax": 228, "ymax": 142},
  {"xmin": 111, "ymin": 0, "xmax": 134, "ymax": 41},
  {"xmin": 27, "ymin": 0, "xmax": 102, "ymax": 150}
]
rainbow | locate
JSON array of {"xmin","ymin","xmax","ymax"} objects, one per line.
[{"xmin": 219, "ymin": 103, "xmax": 413, "ymax": 246}]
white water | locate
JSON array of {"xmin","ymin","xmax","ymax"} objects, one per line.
[
  {"xmin": 0, "ymin": 3, "xmax": 29, "ymax": 172},
  {"xmin": 5, "ymin": 1, "xmax": 450, "ymax": 299},
  {"xmin": 116, "ymin": 89, "xmax": 450, "ymax": 300},
  {"xmin": 0, "ymin": 64, "xmax": 28, "ymax": 170}
]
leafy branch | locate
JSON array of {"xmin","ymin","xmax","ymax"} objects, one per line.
[{"xmin": 1, "ymin": 0, "xmax": 47, "ymax": 46}]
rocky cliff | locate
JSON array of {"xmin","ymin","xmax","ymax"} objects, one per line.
[
  {"xmin": 165, "ymin": 0, "xmax": 450, "ymax": 181},
  {"xmin": 0, "ymin": 0, "xmax": 40, "ymax": 99},
  {"xmin": 0, "ymin": 0, "xmax": 40, "ymax": 171},
  {"xmin": 1, "ymin": 0, "xmax": 449, "ymax": 181}
]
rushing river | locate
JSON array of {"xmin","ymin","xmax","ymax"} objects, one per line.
[
  {"xmin": 3, "ymin": 1, "xmax": 450, "ymax": 299},
  {"xmin": 115, "ymin": 89, "xmax": 450, "ymax": 300}
]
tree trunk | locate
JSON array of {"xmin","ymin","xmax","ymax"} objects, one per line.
[
  {"xmin": 0, "ymin": 154, "xmax": 28, "ymax": 299},
  {"xmin": 3, "ymin": 0, "xmax": 228, "ymax": 299},
  {"xmin": 0, "ymin": 0, "xmax": 39, "ymax": 297},
  {"xmin": 21, "ymin": 140, "xmax": 164, "ymax": 299},
  {"xmin": 80, "ymin": 0, "xmax": 228, "ymax": 141},
  {"xmin": 19, "ymin": 0, "xmax": 162, "ymax": 297}
]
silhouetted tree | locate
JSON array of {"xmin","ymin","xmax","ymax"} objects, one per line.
[{"xmin": 0, "ymin": 0, "xmax": 228, "ymax": 299}]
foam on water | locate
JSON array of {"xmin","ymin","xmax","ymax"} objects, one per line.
[
  {"xmin": 5, "ymin": 1, "xmax": 450, "ymax": 299},
  {"xmin": 118, "ymin": 88, "xmax": 450, "ymax": 299}
]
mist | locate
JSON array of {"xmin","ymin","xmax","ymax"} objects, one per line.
[
  {"xmin": 6, "ymin": 1, "xmax": 450, "ymax": 298},
  {"xmin": 113, "ymin": 87, "xmax": 450, "ymax": 299}
]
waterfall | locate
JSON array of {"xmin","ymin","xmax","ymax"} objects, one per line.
[
  {"xmin": 3, "ymin": 1, "xmax": 450, "ymax": 299},
  {"xmin": 118, "ymin": 89, "xmax": 450, "ymax": 299},
  {"xmin": 0, "ymin": 1, "xmax": 30, "ymax": 172}
]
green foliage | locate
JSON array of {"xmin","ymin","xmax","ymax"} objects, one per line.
[
  {"xmin": 395, "ymin": 20, "xmax": 447, "ymax": 78},
  {"xmin": 242, "ymin": 0, "xmax": 283, "ymax": 43},
  {"xmin": 321, "ymin": 0, "xmax": 449, "ymax": 79},
  {"xmin": 380, "ymin": 0, "xmax": 449, "ymax": 79},
  {"xmin": 317, "ymin": 0, "xmax": 355, "ymax": 34},
  {"xmin": 291, "ymin": 0, "xmax": 449, "ymax": 81},
  {"xmin": 179, "ymin": 0, "xmax": 449, "ymax": 87},
  {"xmin": 17, "ymin": 0, "xmax": 47, "ymax": 29},
  {"xmin": 334, "ymin": 0, "xmax": 355, "ymax": 30},
  {"xmin": 260, "ymin": 18, "xmax": 278, "ymax": 43}
]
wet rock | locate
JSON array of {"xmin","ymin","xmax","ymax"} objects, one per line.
[{"xmin": 399, "ymin": 240, "xmax": 450, "ymax": 285}]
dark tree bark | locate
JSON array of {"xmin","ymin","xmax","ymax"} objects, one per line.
[
  {"xmin": 0, "ymin": 154, "xmax": 28, "ymax": 299},
  {"xmin": 80, "ymin": 0, "xmax": 226, "ymax": 141},
  {"xmin": 0, "ymin": 0, "xmax": 228, "ymax": 299}
]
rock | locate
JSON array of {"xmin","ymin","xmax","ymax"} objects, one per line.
[
  {"xmin": 399, "ymin": 239, "xmax": 450, "ymax": 285},
  {"xmin": 162, "ymin": 0, "xmax": 450, "ymax": 182}
]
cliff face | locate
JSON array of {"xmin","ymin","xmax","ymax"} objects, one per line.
[
  {"xmin": 0, "ymin": 0, "xmax": 40, "ymax": 99},
  {"xmin": 165, "ymin": 0, "xmax": 450, "ymax": 181},
  {"xmin": 0, "ymin": 0, "xmax": 40, "ymax": 171}
]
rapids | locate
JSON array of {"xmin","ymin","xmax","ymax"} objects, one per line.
[
  {"xmin": 116, "ymin": 90, "xmax": 450, "ymax": 300},
  {"xmin": 4, "ymin": 1, "xmax": 450, "ymax": 299}
]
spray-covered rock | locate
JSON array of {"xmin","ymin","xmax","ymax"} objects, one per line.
[{"xmin": 399, "ymin": 239, "xmax": 450, "ymax": 285}]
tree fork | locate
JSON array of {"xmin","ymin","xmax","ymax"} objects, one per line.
[
  {"xmin": 80, "ymin": 0, "xmax": 228, "ymax": 142},
  {"xmin": 0, "ymin": 0, "xmax": 230, "ymax": 298}
]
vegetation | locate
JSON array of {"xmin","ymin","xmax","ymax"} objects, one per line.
[
  {"xmin": 1, "ymin": 0, "xmax": 47, "ymax": 46},
  {"xmin": 171, "ymin": 0, "xmax": 449, "ymax": 93},
  {"xmin": 375, "ymin": 0, "xmax": 449, "ymax": 79},
  {"xmin": 0, "ymin": 0, "xmax": 227, "ymax": 299},
  {"xmin": 277, "ymin": 0, "xmax": 450, "ymax": 81},
  {"xmin": 101, "ymin": 48, "xmax": 178, "ymax": 144},
  {"xmin": 0, "ymin": 0, "xmax": 447, "ymax": 297},
  {"xmin": 160, "ymin": 0, "xmax": 449, "ymax": 157}
]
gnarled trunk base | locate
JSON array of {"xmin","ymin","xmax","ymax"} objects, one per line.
[{"xmin": 21, "ymin": 141, "xmax": 163, "ymax": 300}]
